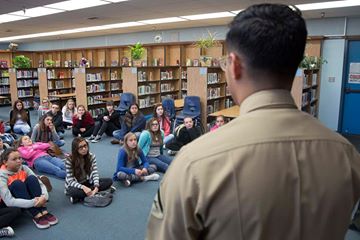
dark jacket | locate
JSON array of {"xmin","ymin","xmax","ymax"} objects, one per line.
[
  {"xmin": 47, "ymin": 111, "xmax": 64, "ymax": 133},
  {"xmin": 166, "ymin": 126, "xmax": 202, "ymax": 151}
]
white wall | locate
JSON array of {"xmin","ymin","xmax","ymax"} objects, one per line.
[{"xmin": 318, "ymin": 39, "xmax": 346, "ymax": 131}]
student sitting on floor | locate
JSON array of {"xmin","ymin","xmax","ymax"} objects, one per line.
[
  {"xmin": 138, "ymin": 118, "xmax": 172, "ymax": 173},
  {"xmin": 37, "ymin": 98, "xmax": 52, "ymax": 121},
  {"xmin": 0, "ymin": 138, "xmax": 10, "ymax": 156},
  {"xmin": 46, "ymin": 102, "xmax": 65, "ymax": 138},
  {"xmin": 16, "ymin": 136, "xmax": 66, "ymax": 179},
  {"xmin": 153, "ymin": 103, "xmax": 174, "ymax": 145},
  {"xmin": 65, "ymin": 137, "xmax": 114, "ymax": 204},
  {"xmin": 88, "ymin": 101, "xmax": 120, "ymax": 143},
  {"xmin": 210, "ymin": 115, "xmax": 226, "ymax": 132},
  {"xmin": 72, "ymin": 105, "xmax": 95, "ymax": 138},
  {"xmin": 0, "ymin": 120, "xmax": 15, "ymax": 146},
  {"xmin": 166, "ymin": 116, "xmax": 202, "ymax": 155},
  {"xmin": 113, "ymin": 132, "xmax": 159, "ymax": 187},
  {"xmin": 111, "ymin": 103, "xmax": 146, "ymax": 145},
  {"xmin": 62, "ymin": 99, "xmax": 77, "ymax": 130},
  {"xmin": 9, "ymin": 100, "xmax": 31, "ymax": 136},
  {"xmin": 0, "ymin": 148, "xmax": 58, "ymax": 229},
  {"xmin": 31, "ymin": 114, "xmax": 65, "ymax": 147}
]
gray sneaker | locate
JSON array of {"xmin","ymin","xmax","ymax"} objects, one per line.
[
  {"xmin": 0, "ymin": 227, "xmax": 14, "ymax": 237},
  {"xmin": 91, "ymin": 135, "xmax": 101, "ymax": 143},
  {"xmin": 87, "ymin": 135, "xmax": 95, "ymax": 141}
]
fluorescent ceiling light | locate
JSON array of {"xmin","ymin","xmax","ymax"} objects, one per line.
[
  {"xmin": 181, "ymin": 12, "xmax": 235, "ymax": 20},
  {"xmin": 0, "ymin": 14, "xmax": 29, "ymax": 23},
  {"xmin": 138, "ymin": 17, "xmax": 187, "ymax": 24},
  {"xmin": 0, "ymin": 21, "xmax": 144, "ymax": 42},
  {"xmin": 44, "ymin": 0, "xmax": 109, "ymax": 11},
  {"xmin": 103, "ymin": 0, "xmax": 129, "ymax": 2},
  {"xmin": 9, "ymin": 7, "xmax": 65, "ymax": 18},
  {"xmin": 296, "ymin": 0, "xmax": 360, "ymax": 11}
]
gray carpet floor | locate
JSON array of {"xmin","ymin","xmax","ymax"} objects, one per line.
[{"xmin": 1, "ymin": 106, "xmax": 360, "ymax": 239}]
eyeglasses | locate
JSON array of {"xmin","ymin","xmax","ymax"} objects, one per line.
[
  {"xmin": 78, "ymin": 144, "xmax": 88, "ymax": 149},
  {"xmin": 151, "ymin": 123, "xmax": 159, "ymax": 126},
  {"xmin": 219, "ymin": 55, "xmax": 229, "ymax": 71}
]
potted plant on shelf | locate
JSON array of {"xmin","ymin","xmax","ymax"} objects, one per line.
[
  {"xmin": 195, "ymin": 30, "xmax": 220, "ymax": 67},
  {"xmin": 12, "ymin": 55, "xmax": 31, "ymax": 68},
  {"xmin": 300, "ymin": 55, "xmax": 327, "ymax": 70},
  {"xmin": 45, "ymin": 59, "xmax": 55, "ymax": 67},
  {"xmin": 129, "ymin": 42, "xmax": 145, "ymax": 67}
]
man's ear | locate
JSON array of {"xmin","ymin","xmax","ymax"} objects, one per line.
[{"xmin": 229, "ymin": 52, "xmax": 243, "ymax": 81}]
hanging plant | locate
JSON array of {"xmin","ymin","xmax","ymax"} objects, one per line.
[
  {"xmin": 13, "ymin": 55, "xmax": 31, "ymax": 68},
  {"xmin": 195, "ymin": 30, "xmax": 220, "ymax": 53},
  {"xmin": 129, "ymin": 42, "xmax": 145, "ymax": 60}
]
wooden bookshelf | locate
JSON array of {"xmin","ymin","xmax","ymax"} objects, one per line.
[{"xmin": 0, "ymin": 68, "xmax": 11, "ymax": 106}]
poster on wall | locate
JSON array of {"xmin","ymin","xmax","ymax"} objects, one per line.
[{"xmin": 349, "ymin": 62, "xmax": 360, "ymax": 84}]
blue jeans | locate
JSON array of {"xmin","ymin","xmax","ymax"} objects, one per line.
[
  {"xmin": 13, "ymin": 124, "xmax": 31, "ymax": 135},
  {"xmin": 34, "ymin": 155, "xmax": 66, "ymax": 179},
  {"xmin": 9, "ymin": 175, "xmax": 46, "ymax": 217},
  {"xmin": 54, "ymin": 139, "xmax": 65, "ymax": 147},
  {"xmin": 147, "ymin": 155, "xmax": 172, "ymax": 173},
  {"xmin": 164, "ymin": 134, "xmax": 175, "ymax": 145},
  {"xmin": 113, "ymin": 130, "xmax": 141, "ymax": 141}
]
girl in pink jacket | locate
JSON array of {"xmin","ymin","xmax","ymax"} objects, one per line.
[{"xmin": 16, "ymin": 136, "xmax": 66, "ymax": 179}]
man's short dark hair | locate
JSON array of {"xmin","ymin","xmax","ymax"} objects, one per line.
[{"xmin": 226, "ymin": 4, "xmax": 307, "ymax": 80}]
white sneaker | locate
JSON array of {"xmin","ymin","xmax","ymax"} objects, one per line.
[
  {"xmin": 0, "ymin": 226, "xmax": 14, "ymax": 237},
  {"xmin": 144, "ymin": 173, "xmax": 160, "ymax": 182}
]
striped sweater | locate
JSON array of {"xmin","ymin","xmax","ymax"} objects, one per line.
[{"xmin": 65, "ymin": 152, "xmax": 100, "ymax": 191}]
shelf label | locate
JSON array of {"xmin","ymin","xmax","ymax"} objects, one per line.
[
  {"xmin": 200, "ymin": 68, "xmax": 207, "ymax": 75},
  {"xmin": 349, "ymin": 63, "xmax": 360, "ymax": 84}
]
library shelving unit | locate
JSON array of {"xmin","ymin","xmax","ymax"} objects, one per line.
[
  {"xmin": 109, "ymin": 67, "xmax": 123, "ymax": 98},
  {"xmin": 291, "ymin": 68, "xmax": 320, "ymax": 117},
  {"xmin": 38, "ymin": 67, "xmax": 75, "ymax": 102},
  {"xmin": 0, "ymin": 68, "xmax": 11, "ymax": 106},
  {"xmin": 123, "ymin": 67, "xmax": 161, "ymax": 114},
  {"xmin": 9, "ymin": 68, "xmax": 39, "ymax": 109}
]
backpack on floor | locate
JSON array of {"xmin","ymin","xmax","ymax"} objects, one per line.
[{"xmin": 83, "ymin": 191, "xmax": 113, "ymax": 207}]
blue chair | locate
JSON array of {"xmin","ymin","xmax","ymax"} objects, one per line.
[
  {"xmin": 162, "ymin": 97, "xmax": 176, "ymax": 132},
  {"xmin": 116, "ymin": 92, "xmax": 136, "ymax": 115},
  {"xmin": 174, "ymin": 96, "xmax": 201, "ymax": 128}
]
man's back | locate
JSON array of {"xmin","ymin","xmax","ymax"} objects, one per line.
[{"xmin": 147, "ymin": 90, "xmax": 360, "ymax": 240}]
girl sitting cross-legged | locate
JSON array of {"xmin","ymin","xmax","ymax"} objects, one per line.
[
  {"xmin": 113, "ymin": 132, "xmax": 160, "ymax": 187},
  {"xmin": 65, "ymin": 137, "xmax": 114, "ymax": 203},
  {"xmin": 138, "ymin": 118, "xmax": 172, "ymax": 173},
  {"xmin": 0, "ymin": 148, "xmax": 58, "ymax": 229},
  {"xmin": 16, "ymin": 136, "xmax": 66, "ymax": 179}
]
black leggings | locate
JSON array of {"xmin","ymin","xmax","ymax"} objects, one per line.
[
  {"xmin": 72, "ymin": 125, "xmax": 95, "ymax": 137},
  {"xmin": 92, "ymin": 121, "xmax": 119, "ymax": 137},
  {"xmin": 0, "ymin": 205, "xmax": 21, "ymax": 228},
  {"xmin": 66, "ymin": 178, "xmax": 113, "ymax": 200},
  {"xmin": 8, "ymin": 175, "xmax": 46, "ymax": 217}
]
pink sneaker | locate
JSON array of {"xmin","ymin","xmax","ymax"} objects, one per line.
[
  {"xmin": 43, "ymin": 212, "xmax": 58, "ymax": 225},
  {"xmin": 33, "ymin": 216, "xmax": 50, "ymax": 229}
]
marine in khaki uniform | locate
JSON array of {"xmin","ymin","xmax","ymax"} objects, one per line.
[{"xmin": 146, "ymin": 3, "xmax": 360, "ymax": 240}]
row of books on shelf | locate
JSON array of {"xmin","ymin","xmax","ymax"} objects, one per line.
[
  {"xmin": 160, "ymin": 83, "xmax": 176, "ymax": 92},
  {"xmin": 0, "ymin": 87, "xmax": 10, "ymax": 94},
  {"xmin": 111, "ymin": 82, "xmax": 121, "ymax": 91},
  {"xmin": 160, "ymin": 71, "xmax": 174, "ymax": 80},
  {"xmin": 185, "ymin": 57, "xmax": 221, "ymax": 67},
  {"xmin": 48, "ymin": 80, "xmax": 67, "ymax": 89},
  {"xmin": 89, "ymin": 108, "xmax": 106, "ymax": 117},
  {"xmin": 207, "ymin": 100, "xmax": 222, "ymax": 114},
  {"xmin": 86, "ymin": 73, "xmax": 103, "ymax": 82},
  {"xmin": 303, "ymin": 73, "xmax": 318, "ymax": 87},
  {"xmin": 181, "ymin": 70, "xmax": 187, "ymax": 79},
  {"xmin": 0, "ymin": 78, "xmax": 9, "ymax": 84},
  {"xmin": 110, "ymin": 71, "xmax": 121, "ymax": 80},
  {"xmin": 138, "ymin": 71, "xmax": 149, "ymax": 82},
  {"xmin": 207, "ymin": 73, "xmax": 221, "ymax": 84},
  {"xmin": 139, "ymin": 96, "xmax": 156, "ymax": 109},
  {"xmin": 18, "ymin": 89, "xmax": 34, "ymax": 97},
  {"xmin": 17, "ymin": 70, "xmax": 38, "ymax": 78},
  {"xmin": 138, "ymin": 84, "xmax": 157, "ymax": 95},
  {"xmin": 0, "ymin": 71, "xmax": 9, "ymax": 77},
  {"xmin": 22, "ymin": 100, "xmax": 34, "ymax": 109},
  {"xmin": 87, "ymin": 83, "xmax": 107, "ymax": 93},
  {"xmin": 47, "ymin": 70, "xmax": 72, "ymax": 79},
  {"xmin": 181, "ymin": 81, "xmax": 187, "ymax": 90},
  {"xmin": 225, "ymin": 98, "xmax": 234, "ymax": 109},
  {"xmin": 87, "ymin": 95, "xmax": 106, "ymax": 105},
  {"xmin": 161, "ymin": 94, "xmax": 178, "ymax": 101},
  {"xmin": 301, "ymin": 89, "xmax": 317, "ymax": 107},
  {"xmin": 48, "ymin": 89, "xmax": 71, "ymax": 95},
  {"xmin": 17, "ymin": 79, "xmax": 39, "ymax": 87},
  {"xmin": 310, "ymin": 105, "xmax": 317, "ymax": 117},
  {"xmin": 207, "ymin": 87, "xmax": 222, "ymax": 100}
]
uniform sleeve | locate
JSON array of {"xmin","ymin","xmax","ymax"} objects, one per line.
[
  {"xmin": 349, "ymin": 145, "xmax": 360, "ymax": 202},
  {"xmin": 146, "ymin": 149, "xmax": 203, "ymax": 240}
]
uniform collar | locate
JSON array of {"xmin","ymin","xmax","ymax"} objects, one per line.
[{"xmin": 240, "ymin": 89, "xmax": 297, "ymax": 115}]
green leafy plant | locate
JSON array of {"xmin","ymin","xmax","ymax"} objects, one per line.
[
  {"xmin": 12, "ymin": 55, "xmax": 31, "ymax": 68},
  {"xmin": 300, "ymin": 55, "xmax": 327, "ymax": 70},
  {"xmin": 195, "ymin": 30, "xmax": 220, "ymax": 52},
  {"xmin": 45, "ymin": 59, "xmax": 55, "ymax": 67},
  {"xmin": 129, "ymin": 42, "xmax": 145, "ymax": 60}
]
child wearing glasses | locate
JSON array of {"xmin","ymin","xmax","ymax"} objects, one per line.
[
  {"xmin": 16, "ymin": 136, "xmax": 66, "ymax": 179},
  {"xmin": 65, "ymin": 137, "xmax": 113, "ymax": 203},
  {"xmin": 210, "ymin": 115, "xmax": 226, "ymax": 132},
  {"xmin": 0, "ymin": 148, "xmax": 58, "ymax": 230},
  {"xmin": 138, "ymin": 118, "xmax": 172, "ymax": 173},
  {"xmin": 113, "ymin": 132, "xmax": 159, "ymax": 187}
]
